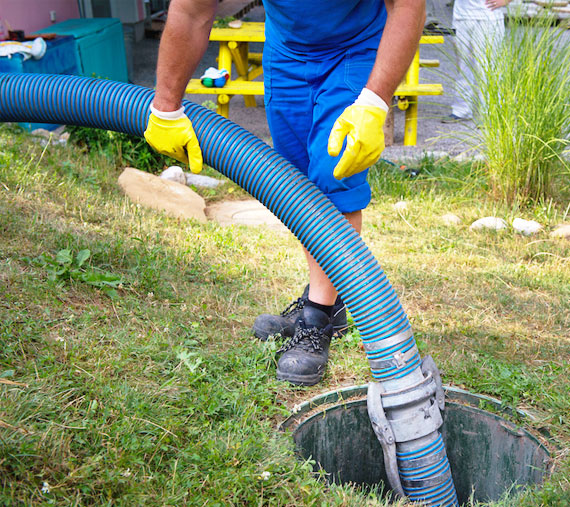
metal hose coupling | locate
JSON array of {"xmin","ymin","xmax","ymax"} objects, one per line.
[{"xmin": 366, "ymin": 330, "xmax": 458, "ymax": 506}]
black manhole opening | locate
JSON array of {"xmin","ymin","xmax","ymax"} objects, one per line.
[{"xmin": 282, "ymin": 385, "xmax": 551, "ymax": 505}]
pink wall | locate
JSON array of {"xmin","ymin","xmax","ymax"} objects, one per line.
[{"xmin": 0, "ymin": 0, "xmax": 80, "ymax": 34}]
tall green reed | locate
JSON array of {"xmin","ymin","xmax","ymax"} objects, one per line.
[{"xmin": 473, "ymin": 13, "xmax": 570, "ymax": 205}]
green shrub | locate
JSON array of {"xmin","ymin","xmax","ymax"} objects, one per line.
[
  {"xmin": 65, "ymin": 125, "xmax": 176, "ymax": 173},
  {"xmin": 473, "ymin": 14, "xmax": 570, "ymax": 205}
]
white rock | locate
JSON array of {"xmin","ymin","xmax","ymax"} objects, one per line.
[
  {"xmin": 550, "ymin": 224, "xmax": 570, "ymax": 239},
  {"xmin": 186, "ymin": 173, "xmax": 223, "ymax": 188},
  {"xmin": 393, "ymin": 201, "xmax": 408, "ymax": 212},
  {"xmin": 470, "ymin": 216, "xmax": 508, "ymax": 231},
  {"xmin": 160, "ymin": 165, "xmax": 187, "ymax": 185},
  {"xmin": 512, "ymin": 218, "xmax": 543, "ymax": 236},
  {"xmin": 441, "ymin": 213, "xmax": 461, "ymax": 225}
]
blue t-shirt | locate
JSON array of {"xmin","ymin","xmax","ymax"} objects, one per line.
[{"xmin": 263, "ymin": 0, "xmax": 386, "ymax": 58}]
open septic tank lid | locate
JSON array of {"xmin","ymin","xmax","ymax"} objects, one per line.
[{"xmin": 281, "ymin": 385, "xmax": 551, "ymax": 505}]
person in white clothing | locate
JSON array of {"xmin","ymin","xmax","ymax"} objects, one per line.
[{"xmin": 443, "ymin": 0, "xmax": 509, "ymax": 122}]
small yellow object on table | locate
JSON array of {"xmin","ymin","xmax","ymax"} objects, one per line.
[{"xmin": 186, "ymin": 23, "xmax": 444, "ymax": 146}]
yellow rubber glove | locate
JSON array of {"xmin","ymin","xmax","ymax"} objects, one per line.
[
  {"xmin": 144, "ymin": 105, "xmax": 203, "ymax": 174},
  {"xmin": 328, "ymin": 88, "xmax": 389, "ymax": 180}
]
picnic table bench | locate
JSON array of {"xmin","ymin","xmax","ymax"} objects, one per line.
[{"xmin": 185, "ymin": 22, "xmax": 443, "ymax": 146}]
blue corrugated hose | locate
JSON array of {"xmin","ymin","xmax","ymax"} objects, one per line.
[{"xmin": 0, "ymin": 73, "xmax": 458, "ymax": 506}]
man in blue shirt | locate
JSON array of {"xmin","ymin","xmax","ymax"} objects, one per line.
[{"xmin": 145, "ymin": 0, "xmax": 425, "ymax": 386}]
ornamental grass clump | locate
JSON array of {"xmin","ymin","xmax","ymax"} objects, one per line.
[{"xmin": 473, "ymin": 14, "xmax": 570, "ymax": 205}]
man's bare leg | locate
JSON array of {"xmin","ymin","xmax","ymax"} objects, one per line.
[
  {"xmin": 275, "ymin": 210, "xmax": 363, "ymax": 385},
  {"xmin": 252, "ymin": 211, "xmax": 361, "ymax": 341},
  {"xmin": 305, "ymin": 210, "xmax": 363, "ymax": 305}
]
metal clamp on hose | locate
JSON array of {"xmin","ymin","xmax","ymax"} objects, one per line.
[
  {"xmin": 367, "ymin": 355, "xmax": 447, "ymax": 499},
  {"xmin": 367, "ymin": 381, "xmax": 406, "ymax": 498},
  {"xmin": 421, "ymin": 355, "xmax": 445, "ymax": 412}
]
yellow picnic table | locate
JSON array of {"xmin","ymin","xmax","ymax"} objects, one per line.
[{"xmin": 185, "ymin": 22, "xmax": 443, "ymax": 146}]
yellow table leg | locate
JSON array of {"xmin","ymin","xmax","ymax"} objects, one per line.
[
  {"xmin": 228, "ymin": 41, "xmax": 247, "ymax": 75},
  {"xmin": 404, "ymin": 99, "xmax": 418, "ymax": 146},
  {"xmin": 403, "ymin": 49, "xmax": 420, "ymax": 146},
  {"xmin": 217, "ymin": 94, "xmax": 230, "ymax": 118},
  {"xmin": 405, "ymin": 50, "xmax": 420, "ymax": 86},
  {"xmin": 240, "ymin": 43, "xmax": 256, "ymax": 108},
  {"xmin": 228, "ymin": 41, "xmax": 256, "ymax": 108},
  {"xmin": 216, "ymin": 42, "xmax": 233, "ymax": 117},
  {"xmin": 218, "ymin": 41, "xmax": 232, "ymax": 78}
]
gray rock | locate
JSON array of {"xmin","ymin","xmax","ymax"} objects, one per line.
[
  {"xmin": 160, "ymin": 165, "xmax": 186, "ymax": 185},
  {"xmin": 58, "ymin": 132, "xmax": 70, "ymax": 145},
  {"xmin": 118, "ymin": 167, "xmax": 206, "ymax": 221},
  {"xmin": 30, "ymin": 126, "xmax": 69, "ymax": 146},
  {"xmin": 160, "ymin": 166, "xmax": 224, "ymax": 188},
  {"xmin": 186, "ymin": 172, "xmax": 224, "ymax": 188}
]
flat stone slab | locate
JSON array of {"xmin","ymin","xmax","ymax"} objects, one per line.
[
  {"xmin": 118, "ymin": 167, "xmax": 207, "ymax": 222},
  {"xmin": 206, "ymin": 200, "xmax": 287, "ymax": 232}
]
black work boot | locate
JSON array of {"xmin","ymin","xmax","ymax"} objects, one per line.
[
  {"xmin": 276, "ymin": 305, "xmax": 334, "ymax": 386},
  {"xmin": 253, "ymin": 285, "xmax": 348, "ymax": 341}
]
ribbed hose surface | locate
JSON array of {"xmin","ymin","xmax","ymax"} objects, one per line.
[{"xmin": 0, "ymin": 73, "xmax": 457, "ymax": 506}]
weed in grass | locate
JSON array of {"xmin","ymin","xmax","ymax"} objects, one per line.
[
  {"xmin": 519, "ymin": 482, "xmax": 570, "ymax": 507},
  {"xmin": 28, "ymin": 248, "xmax": 124, "ymax": 299}
]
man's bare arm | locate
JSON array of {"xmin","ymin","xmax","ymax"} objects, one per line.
[
  {"xmin": 152, "ymin": 0, "xmax": 218, "ymax": 112},
  {"xmin": 366, "ymin": 0, "xmax": 426, "ymax": 104}
]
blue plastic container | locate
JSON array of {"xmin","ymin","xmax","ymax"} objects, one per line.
[
  {"xmin": 0, "ymin": 36, "xmax": 79, "ymax": 130},
  {"xmin": 0, "ymin": 36, "xmax": 78, "ymax": 75},
  {"xmin": 35, "ymin": 18, "xmax": 128, "ymax": 83}
]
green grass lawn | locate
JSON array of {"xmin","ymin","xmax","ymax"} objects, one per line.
[{"xmin": 1, "ymin": 125, "xmax": 569, "ymax": 506}]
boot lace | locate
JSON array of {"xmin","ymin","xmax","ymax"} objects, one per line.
[
  {"xmin": 277, "ymin": 325, "xmax": 327, "ymax": 354},
  {"xmin": 280, "ymin": 297, "xmax": 305, "ymax": 317}
]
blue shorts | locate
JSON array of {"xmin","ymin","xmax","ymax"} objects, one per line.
[{"xmin": 263, "ymin": 37, "xmax": 381, "ymax": 213}]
